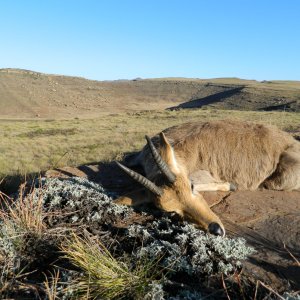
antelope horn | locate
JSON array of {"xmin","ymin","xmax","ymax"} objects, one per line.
[
  {"xmin": 145, "ymin": 135, "xmax": 176, "ymax": 183},
  {"xmin": 116, "ymin": 162, "xmax": 163, "ymax": 196}
]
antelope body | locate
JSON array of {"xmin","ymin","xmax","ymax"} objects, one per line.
[{"xmin": 116, "ymin": 120, "xmax": 300, "ymax": 236}]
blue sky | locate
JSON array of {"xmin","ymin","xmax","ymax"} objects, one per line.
[{"xmin": 1, "ymin": 0, "xmax": 299, "ymax": 80}]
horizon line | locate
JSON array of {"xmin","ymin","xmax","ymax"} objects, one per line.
[{"xmin": 1, "ymin": 67, "xmax": 300, "ymax": 83}]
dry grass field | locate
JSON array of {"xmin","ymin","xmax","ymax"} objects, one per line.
[{"xmin": 1, "ymin": 108, "xmax": 300, "ymax": 180}]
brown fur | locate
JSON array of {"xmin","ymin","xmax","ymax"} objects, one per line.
[
  {"xmin": 138, "ymin": 120, "xmax": 297, "ymax": 190},
  {"xmin": 117, "ymin": 120, "xmax": 300, "ymax": 234}
]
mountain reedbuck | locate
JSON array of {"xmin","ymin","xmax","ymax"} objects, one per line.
[{"xmin": 115, "ymin": 120, "xmax": 300, "ymax": 236}]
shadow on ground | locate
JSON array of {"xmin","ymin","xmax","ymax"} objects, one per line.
[
  {"xmin": 167, "ymin": 86, "xmax": 245, "ymax": 110},
  {"xmin": 258, "ymin": 100, "xmax": 297, "ymax": 111}
]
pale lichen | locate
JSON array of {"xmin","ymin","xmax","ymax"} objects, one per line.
[
  {"xmin": 128, "ymin": 218, "xmax": 254, "ymax": 276},
  {"xmin": 1, "ymin": 177, "xmax": 256, "ymax": 299}
]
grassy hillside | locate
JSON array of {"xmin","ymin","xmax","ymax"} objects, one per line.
[{"xmin": 1, "ymin": 68, "xmax": 300, "ymax": 119}]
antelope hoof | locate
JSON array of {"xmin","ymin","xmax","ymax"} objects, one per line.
[{"xmin": 208, "ymin": 222, "xmax": 225, "ymax": 237}]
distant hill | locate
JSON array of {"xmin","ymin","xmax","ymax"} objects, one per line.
[{"xmin": 0, "ymin": 68, "xmax": 299, "ymax": 119}]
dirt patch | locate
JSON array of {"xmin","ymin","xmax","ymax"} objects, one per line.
[{"xmin": 209, "ymin": 190, "xmax": 300, "ymax": 292}]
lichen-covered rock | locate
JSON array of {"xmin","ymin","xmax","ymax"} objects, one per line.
[
  {"xmin": 31, "ymin": 178, "xmax": 255, "ymax": 296},
  {"xmin": 0, "ymin": 224, "xmax": 16, "ymax": 260},
  {"xmin": 283, "ymin": 293, "xmax": 300, "ymax": 300},
  {"xmin": 168, "ymin": 289, "xmax": 204, "ymax": 300},
  {"xmin": 33, "ymin": 177, "xmax": 134, "ymax": 229},
  {"xmin": 144, "ymin": 282, "xmax": 165, "ymax": 300},
  {"xmin": 1, "ymin": 177, "xmax": 256, "ymax": 299},
  {"xmin": 127, "ymin": 219, "xmax": 254, "ymax": 276},
  {"xmin": 32, "ymin": 177, "xmax": 254, "ymax": 276}
]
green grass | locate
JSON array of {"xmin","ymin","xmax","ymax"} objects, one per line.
[
  {"xmin": 61, "ymin": 233, "xmax": 163, "ymax": 299},
  {"xmin": 0, "ymin": 108, "xmax": 300, "ymax": 179}
]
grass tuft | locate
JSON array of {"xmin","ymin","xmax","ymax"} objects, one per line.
[
  {"xmin": 61, "ymin": 232, "xmax": 164, "ymax": 300},
  {"xmin": 0, "ymin": 182, "xmax": 52, "ymax": 298},
  {"xmin": 0, "ymin": 183, "xmax": 46, "ymax": 237},
  {"xmin": 43, "ymin": 269, "xmax": 60, "ymax": 300}
]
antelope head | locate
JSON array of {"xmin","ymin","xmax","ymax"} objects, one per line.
[{"xmin": 116, "ymin": 132, "xmax": 225, "ymax": 236}]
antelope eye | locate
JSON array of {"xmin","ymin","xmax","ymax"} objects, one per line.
[{"xmin": 191, "ymin": 182, "xmax": 194, "ymax": 191}]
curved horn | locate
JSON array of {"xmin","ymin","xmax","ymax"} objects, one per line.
[
  {"xmin": 145, "ymin": 135, "xmax": 176, "ymax": 183},
  {"xmin": 116, "ymin": 162, "xmax": 162, "ymax": 196}
]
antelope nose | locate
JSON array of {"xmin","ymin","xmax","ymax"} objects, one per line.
[{"xmin": 208, "ymin": 222, "xmax": 225, "ymax": 237}]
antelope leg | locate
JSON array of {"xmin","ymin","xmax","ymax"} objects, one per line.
[
  {"xmin": 113, "ymin": 188, "xmax": 152, "ymax": 206},
  {"xmin": 190, "ymin": 169, "xmax": 236, "ymax": 192}
]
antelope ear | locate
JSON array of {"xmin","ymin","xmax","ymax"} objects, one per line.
[{"xmin": 159, "ymin": 132, "xmax": 179, "ymax": 174}]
